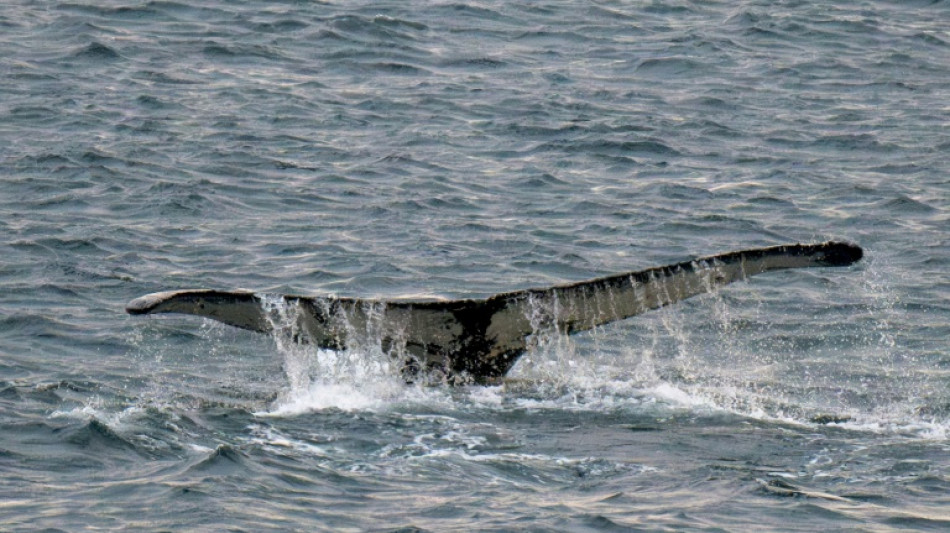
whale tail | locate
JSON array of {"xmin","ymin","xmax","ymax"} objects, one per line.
[{"xmin": 126, "ymin": 241, "xmax": 862, "ymax": 382}]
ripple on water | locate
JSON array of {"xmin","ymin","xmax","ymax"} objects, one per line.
[{"xmin": 0, "ymin": 0, "xmax": 948, "ymax": 530}]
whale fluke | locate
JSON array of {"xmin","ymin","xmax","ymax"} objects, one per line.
[{"xmin": 126, "ymin": 241, "xmax": 862, "ymax": 383}]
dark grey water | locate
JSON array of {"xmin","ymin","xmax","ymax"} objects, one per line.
[{"xmin": 2, "ymin": 0, "xmax": 948, "ymax": 530}]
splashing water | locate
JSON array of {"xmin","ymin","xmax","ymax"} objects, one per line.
[
  {"xmin": 257, "ymin": 295, "xmax": 437, "ymax": 414},
  {"xmin": 246, "ymin": 255, "xmax": 943, "ymax": 438}
]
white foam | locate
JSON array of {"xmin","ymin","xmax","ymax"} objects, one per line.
[
  {"xmin": 260, "ymin": 369, "xmax": 455, "ymax": 416},
  {"xmin": 49, "ymin": 404, "xmax": 101, "ymax": 420},
  {"xmin": 464, "ymin": 384, "xmax": 505, "ymax": 407},
  {"xmin": 49, "ymin": 402, "xmax": 146, "ymax": 427},
  {"xmin": 265, "ymin": 381, "xmax": 397, "ymax": 415},
  {"xmin": 245, "ymin": 424, "xmax": 332, "ymax": 456},
  {"xmin": 830, "ymin": 417, "xmax": 950, "ymax": 441},
  {"xmin": 650, "ymin": 382, "xmax": 713, "ymax": 408}
]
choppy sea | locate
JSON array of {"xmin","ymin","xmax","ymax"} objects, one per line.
[{"xmin": 2, "ymin": 1, "xmax": 948, "ymax": 531}]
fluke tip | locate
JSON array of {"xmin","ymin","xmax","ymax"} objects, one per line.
[{"xmin": 817, "ymin": 241, "xmax": 863, "ymax": 266}]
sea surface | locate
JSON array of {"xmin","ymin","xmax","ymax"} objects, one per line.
[{"xmin": 1, "ymin": 1, "xmax": 948, "ymax": 531}]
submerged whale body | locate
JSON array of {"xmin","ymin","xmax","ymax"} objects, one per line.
[{"xmin": 127, "ymin": 241, "xmax": 862, "ymax": 384}]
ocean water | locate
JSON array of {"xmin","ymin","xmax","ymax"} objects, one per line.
[{"xmin": 1, "ymin": 0, "xmax": 948, "ymax": 530}]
